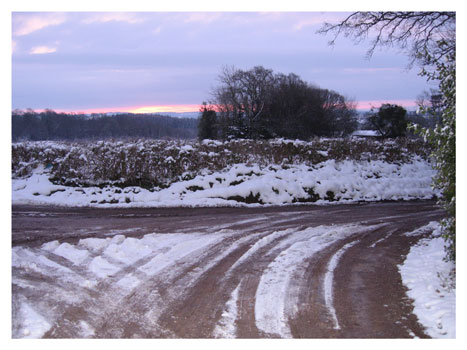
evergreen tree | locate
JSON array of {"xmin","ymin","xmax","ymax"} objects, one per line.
[
  {"xmin": 368, "ymin": 104, "xmax": 408, "ymax": 138},
  {"xmin": 197, "ymin": 102, "xmax": 218, "ymax": 140}
]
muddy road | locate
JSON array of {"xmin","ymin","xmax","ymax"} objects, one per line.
[{"xmin": 12, "ymin": 201, "xmax": 444, "ymax": 338}]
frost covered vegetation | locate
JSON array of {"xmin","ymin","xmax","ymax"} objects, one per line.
[
  {"xmin": 12, "ymin": 138, "xmax": 437, "ymax": 207},
  {"xmin": 13, "ymin": 138, "xmax": 430, "ymax": 188}
]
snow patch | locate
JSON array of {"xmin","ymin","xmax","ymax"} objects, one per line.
[
  {"xmin": 213, "ymin": 281, "xmax": 241, "ymax": 338},
  {"xmin": 399, "ymin": 223, "xmax": 455, "ymax": 338},
  {"xmin": 403, "ymin": 221, "xmax": 440, "ymax": 237},
  {"xmin": 116, "ymin": 274, "xmax": 141, "ymax": 291},
  {"xmin": 53, "ymin": 242, "xmax": 89, "ymax": 265},
  {"xmin": 89, "ymin": 256, "xmax": 120, "ymax": 278},
  {"xmin": 18, "ymin": 303, "xmax": 51, "ymax": 339}
]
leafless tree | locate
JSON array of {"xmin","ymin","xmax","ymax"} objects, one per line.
[
  {"xmin": 212, "ymin": 66, "xmax": 275, "ymax": 138},
  {"xmin": 318, "ymin": 12, "xmax": 455, "ymax": 66}
]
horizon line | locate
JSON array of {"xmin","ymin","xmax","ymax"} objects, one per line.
[{"xmin": 14, "ymin": 99, "xmax": 418, "ymax": 115}]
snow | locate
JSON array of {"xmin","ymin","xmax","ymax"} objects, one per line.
[
  {"xmin": 399, "ymin": 223, "xmax": 456, "ymax": 338},
  {"xmin": 18, "ymin": 303, "xmax": 52, "ymax": 339},
  {"xmin": 12, "ymin": 157, "xmax": 438, "ymax": 208},
  {"xmin": 324, "ymin": 240, "xmax": 359, "ymax": 330},
  {"xmin": 213, "ymin": 281, "xmax": 241, "ymax": 338},
  {"xmin": 12, "ymin": 231, "xmax": 232, "ymax": 338},
  {"xmin": 227, "ymin": 229, "xmax": 295, "ymax": 274},
  {"xmin": 53, "ymin": 242, "xmax": 89, "ymax": 265},
  {"xmin": 103, "ymin": 237, "xmax": 153, "ymax": 265},
  {"xmin": 116, "ymin": 274, "xmax": 141, "ymax": 291},
  {"xmin": 11, "ymin": 139, "xmax": 452, "ymax": 338},
  {"xmin": 12, "ymin": 219, "xmax": 455, "ymax": 338},
  {"xmin": 89, "ymin": 256, "xmax": 120, "ymax": 278},
  {"xmin": 254, "ymin": 224, "xmax": 378, "ymax": 337},
  {"xmin": 403, "ymin": 221, "xmax": 440, "ymax": 237},
  {"xmin": 316, "ymin": 150, "xmax": 329, "ymax": 157},
  {"xmin": 352, "ymin": 130, "xmax": 380, "ymax": 137},
  {"xmin": 78, "ymin": 320, "xmax": 95, "ymax": 337},
  {"xmin": 139, "ymin": 234, "xmax": 222, "ymax": 276}
]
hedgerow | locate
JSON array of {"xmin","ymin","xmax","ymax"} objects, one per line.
[{"xmin": 12, "ymin": 137, "xmax": 431, "ymax": 189}]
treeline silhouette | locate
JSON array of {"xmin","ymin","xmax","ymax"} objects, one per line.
[
  {"xmin": 199, "ymin": 66, "xmax": 358, "ymax": 140},
  {"xmin": 12, "ymin": 109, "xmax": 198, "ymax": 141}
]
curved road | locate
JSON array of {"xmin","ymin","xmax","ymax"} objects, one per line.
[{"xmin": 12, "ymin": 201, "xmax": 444, "ymax": 338}]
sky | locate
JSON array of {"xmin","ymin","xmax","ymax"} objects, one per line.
[{"xmin": 11, "ymin": 10, "xmax": 439, "ymax": 114}]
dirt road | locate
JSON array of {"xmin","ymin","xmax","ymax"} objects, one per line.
[{"xmin": 12, "ymin": 201, "xmax": 444, "ymax": 338}]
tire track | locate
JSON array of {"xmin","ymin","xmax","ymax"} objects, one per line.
[{"xmin": 11, "ymin": 201, "xmax": 445, "ymax": 338}]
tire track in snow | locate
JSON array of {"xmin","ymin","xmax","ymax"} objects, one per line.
[
  {"xmin": 89, "ymin": 232, "xmax": 240, "ymax": 338},
  {"xmin": 14, "ymin": 231, "xmax": 244, "ymax": 338},
  {"xmin": 323, "ymin": 240, "xmax": 359, "ymax": 330},
  {"xmin": 12, "ymin": 201, "xmax": 445, "ymax": 338},
  {"xmin": 213, "ymin": 279, "xmax": 242, "ymax": 338},
  {"xmin": 153, "ymin": 231, "xmax": 270, "ymax": 338},
  {"xmin": 253, "ymin": 224, "xmax": 377, "ymax": 338}
]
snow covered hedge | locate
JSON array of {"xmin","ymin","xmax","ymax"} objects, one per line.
[
  {"xmin": 12, "ymin": 138, "xmax": 438, "ymax": 207},
  {"xmin": 12, "ymin": 138, "xmax": 431, "ymax": 189}
]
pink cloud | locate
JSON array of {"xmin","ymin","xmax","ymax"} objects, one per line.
[
  {"xmin": 13, "ymin": 13, "xmax": 66, "ymax": 36},
  {"xmin": 29, "ymin": 46, "xmax": 57, "ymax": 55}
]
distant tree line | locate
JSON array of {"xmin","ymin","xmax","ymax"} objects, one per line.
[
  {"xmin": 198, "ymin": 66, "xmax": 358, "ymax": 140},
  {"xmin": 12, "ymin": 109, "xmax": 198, "ymax": 141}
]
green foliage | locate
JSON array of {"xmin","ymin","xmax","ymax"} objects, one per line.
[
  {"xmin": 368, "ymin": 104, "xmax": 408, "ymax": 138},
  {"xmin": 412, "ymin": 39, "xmax": 456, "ymax": 261}
]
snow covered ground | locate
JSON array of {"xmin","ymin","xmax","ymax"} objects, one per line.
[
  {"xmin": 12, "ymin": 157, "xmax": 437, "ymax": 208},
  {"xmin": 12, "ymin": 230, "xmax": 232, "ymax": 338},
  {"xmin": 11, "ymin": 139, "xmax": 454, "ymax": 338},
  {"xmin": 12, "ymin": 217, "xmax": 455, "ymax": 338},
  {"xmin": 399, "ymin": 222, "xmax": 456, "ymax": 338}
]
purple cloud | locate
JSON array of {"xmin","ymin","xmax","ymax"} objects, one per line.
[{"xmin": 12, "ymin": 12, "xmax": 432, "ymax": 112}]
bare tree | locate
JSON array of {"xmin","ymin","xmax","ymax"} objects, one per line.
[
  {"xmin": 318, "ymin": 12, "xmax": 455, "ymax": 66},
  {"xmin": 212, "ymin": 66, "xmax": 275, "ymax": 138},
  {"xmin": 209, "ymin": 66, "xmax": 358, "ymax": 140}
]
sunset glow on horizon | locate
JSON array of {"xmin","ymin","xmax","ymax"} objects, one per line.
[
  {"xmin": 127, "ymin": 105, "xmax": 201, "ymax": 114},
  {"xmin": 49, "ymin": 104, "xmax": 202, "ymax": 115},
  {"xmin": 42, "ymin": 100, "xmax": 418, "ymax": 115}
]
